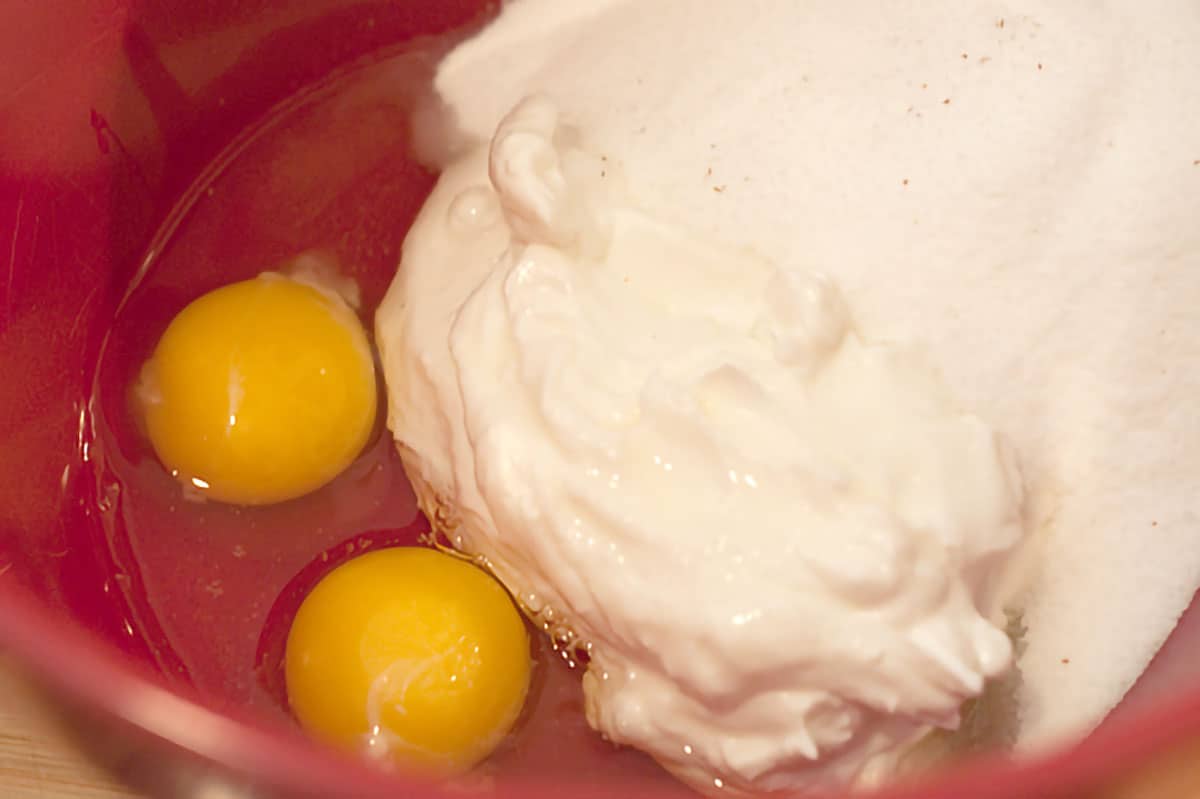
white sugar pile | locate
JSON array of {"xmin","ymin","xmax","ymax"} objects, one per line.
[{"xmin": 428, "ymin": 0, "xmax": 1200, "ymax": 751}]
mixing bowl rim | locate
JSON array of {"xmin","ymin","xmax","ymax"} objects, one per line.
[{"xmin": 1, "ymin": 578, "xmax": 1198, "ymax": 799}]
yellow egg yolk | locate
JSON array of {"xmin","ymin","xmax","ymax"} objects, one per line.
[
  {"xmin": 138, "ymin": 273, "xmax": 376, "ymax": 505},
  {"xmin": 285, "ymin": 547, "xmax": 531, "ymax": 775}
]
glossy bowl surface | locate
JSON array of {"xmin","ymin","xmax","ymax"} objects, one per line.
[{"xmin": 1, "ymin": 2, "xmax": 1197, "ymax": 797}]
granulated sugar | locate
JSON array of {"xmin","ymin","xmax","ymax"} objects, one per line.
[{"xmin": 431, "ymin": 0, "xmax": 1200, "ymax": 750}]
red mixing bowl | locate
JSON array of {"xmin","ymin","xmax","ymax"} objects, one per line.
[{"xmin": 1, "ymin": 2, "xmax": 1198, "ymax": 797}]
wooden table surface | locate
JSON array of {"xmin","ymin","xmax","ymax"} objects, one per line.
[{"xmin": 0, "ymin": 662, "xmax": 138, "ymax": 799}]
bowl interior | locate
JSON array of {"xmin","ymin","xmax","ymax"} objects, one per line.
[{"xmin": 1, "ymin": 2, "xmax": 1198, "ymax": 798}]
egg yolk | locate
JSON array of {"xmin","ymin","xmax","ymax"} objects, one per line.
[
  {"xmin": 138, "ymin": 273, "xmax": 376, "ymax": 505},
  {"xmin": 285, "ymin": 547, "xmax": 531, "ymax": 775}
]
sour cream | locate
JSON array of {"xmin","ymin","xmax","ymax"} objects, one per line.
[{"xmin": 376, "ymin": 96, "xmax": 1025, "ymax": 794}]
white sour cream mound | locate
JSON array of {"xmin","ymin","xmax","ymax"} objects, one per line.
[
  {"xmin": 377, "ymin": 95, "xmax": 1025, "ymax": 793},
  {"xmin": 424, "ymin": 0, "xmax": 1200, "ymax": 754}
]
